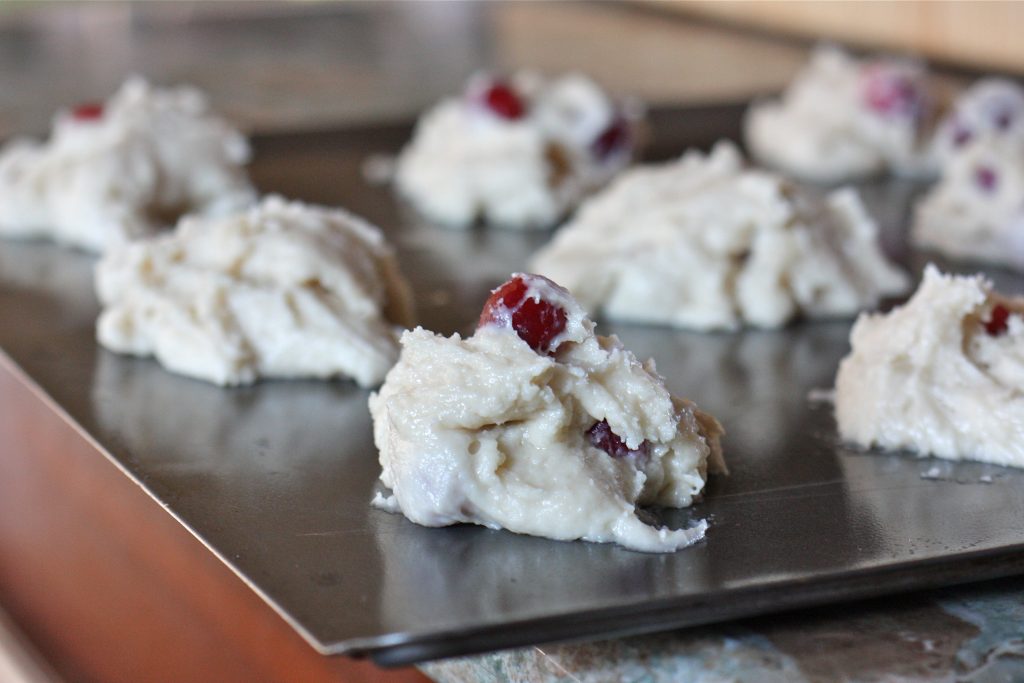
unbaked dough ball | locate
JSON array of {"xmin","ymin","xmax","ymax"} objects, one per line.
[
  {"xmin": 0, "ymin": 77, "xmax": 255, "ymax": 253},
  {"xmin": 531, "ymin": 142, "xmax": 908, "ymax": 331},
  {"xmin": 370, "ymin": 273, "xmax": 724, "ymax": 553},
  {"xmin": 395, "ymin": 72, "xmax": 638, "ymax": 229},
  {"xmin": 96, "ymin": 195, "xmax": 412, "ymax": 388},
  {"xmin": 913, "ymin": 80, "xmax": 1024, "ymax": 270},
  {"xmin": 930, "ymin": 79, "xmax": 1024, "ymax": 165},
  {"xmin": 744, "ymin": 46, "xmax": 936, "ymax": 183},
  {"xmin": 835, "ymin": 265, "xmax": 1024, "ymax": 467}
]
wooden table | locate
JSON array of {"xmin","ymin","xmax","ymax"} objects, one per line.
[{"xmin": 0, "ymin": 356, "xmax": 426, "ymax": 683}]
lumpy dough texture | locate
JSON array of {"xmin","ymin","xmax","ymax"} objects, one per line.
[
  {"xmin": 370, "ymin": 275, "xmax": 724, "ymax": 553},
  {"xmin": 913, "ymin": 80, "xmax": 1024, "ymax": 270},
  {"xmin": 96, "ymin": 195, "xmax": 413, "ymax": 388},
  {"xmin": 0, "ymin": 77, "xmax": 255, "ymax": 253},
  {"xmin": 531, "ymin": 142, "xmax": 908, "ymax": 331},
  {"xmin": 744, "ymin": 46, "xmax": 934, "ymax": 183},
  {"xmin": 395, "ymin": 72, "xmax": 635, "ymax": 229},
  {"xmin": 835, "ymin": 265, "xmax": 1024, "ymax": 467}
]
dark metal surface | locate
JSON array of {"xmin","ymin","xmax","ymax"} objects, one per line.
[{"xmin": 3, "ymin": 110, "xmax": 1024, "ymax": 666}]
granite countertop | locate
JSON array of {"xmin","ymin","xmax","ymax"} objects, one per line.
[
  {"xmin": 2, "ymin": 3, "xmax": 1021, "ymax": 681},
  {"xmin": 424, "ymin": 577, "xmax": 1024, "ymax": 682}
]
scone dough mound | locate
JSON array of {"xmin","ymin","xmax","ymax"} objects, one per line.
[
  {"xmin": 930, "ymin": 79, "xmax": 1024, "ymax": 165},
  {"xmin": 370, "ymin": 274, "xmax": 724, "ymax": 553},
  {"xmin": 531, "ymin": 142, "xmax": 908, "ymax": 331},
  {"xmin": 745, "ymin": 46, "xmax": 934, "ymax": 182},
  {"xmin": 913, "ymin": 80, "xmax": 1024, "ymax": 270},
  {"xmin": 395, "ymin": 72, "xmax": 636, "ymax": 229},
  {"xmin": 0, "ymin": 77, "xmax": 255, "ymax": 253},
  {"xmin": 96, "ymin": 195, "xmax": 413, "ymax": 388},
  {"xmin": 835, "ymin": 265, "xmax": 1024, "ymax": 467}
]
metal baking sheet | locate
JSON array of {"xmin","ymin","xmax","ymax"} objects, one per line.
[{"xmin": 3, "ymin": 109, "xmax": 1024, "ymax": 666}]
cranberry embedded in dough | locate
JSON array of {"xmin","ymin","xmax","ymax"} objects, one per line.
[
  {"xmin": 72, "ymin": 103, "xmax": 104, "ymax": 121},
  {"xmin": 478, "ymin": 274, "xmax": 567, "ymax": 354},
  {"xmin": 862, "ymin": 68, "xmax": 922, "ymax": 118},
  {"xmin": 985, "ymin": 304, "xmax": 1011, "ymax": 336},
  {"xmin": 994, "ymin": 107, "xmax": 1015, "ymax": 131},
  {"xmin": 952, "ymin": 125, "xmax": 973, "ymax": 148},
  {"xmin": 975, "ymin": 166, "xmax": 999, "ymax": 193},
  {"xmin": 481, "ymin": 81, "xmax": 526, "ymax": 121},
  {"xmin": 592, "ymin": 117, "xmax": 629, "ymax": 160},
  {"xmin": 587, "ymin": 419, "xmax": 650, "ymax": 459}
]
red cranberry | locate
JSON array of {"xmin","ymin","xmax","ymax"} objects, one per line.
[
  {"xmin": 994, "ymin": 108, "xmax": 1015, "ymax": 131},
  {"xmin": 71, "ymin": 103, "xmax": 104, "ymax": 121},
  {"xmin": 481, "ymin": 81, "xmax": 525, "ymax": 121},
  {"xmin": 976, "ymin": 166, "xmax": 998, "ymax": 192},
  {"xmin": 952, "ymin": 125, "xmax": 973, "ymax": 147},
  {"xmin": 985, "ymin": 304, "xmax": 1011, "ymax": 336},
  {"xmin": 478, "ymin": 274, "xmax": 567, "ymax": 354},
  {"xmin": 587, "ymin": 419, "xmax": 650, "ymax": 459},
  {"xmin": 862, "ymin": 68, "xmax": 922, "ymax": 118},
  {"xmin": 592, "ymin": 117, "xmax": 629, "ymax": 160}
]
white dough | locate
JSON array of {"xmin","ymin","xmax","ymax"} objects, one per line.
[
  {"xmin": 913, "ymin": 80, "xmax": 1024, "ymax": 270},
  {"xmin": 95, "ymin": 195, "xmax": 413, "ymax": 388},
  {"xmin": 930, "ymin": 79, "xmax": 1024, "ymax": 165},
  {"xmin": 370, "ymin": 276, "xmax": 724, "ymax": 553},
  {"xmin": 0, "ymin": 77, "xmax": 255, "ymax": 253},
  {"xmin": 745, "ymin": 46, "xmax": 935, "ymax": 183},
  {"xmin": 395, "ymin": 72, "xmax": 635, "ymax": 229},
  {"xmin": 835, "ymin": 265, "xmax": 1024, "ymax": 467},
  {"xmin": 531, "ymin": 142, "xmax": 908, "ymax": 331}
]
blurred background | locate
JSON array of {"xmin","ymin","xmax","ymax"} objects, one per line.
[{"xmin": 1, "ymin": 1, "xmax": 1021, "ymax": 139}]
